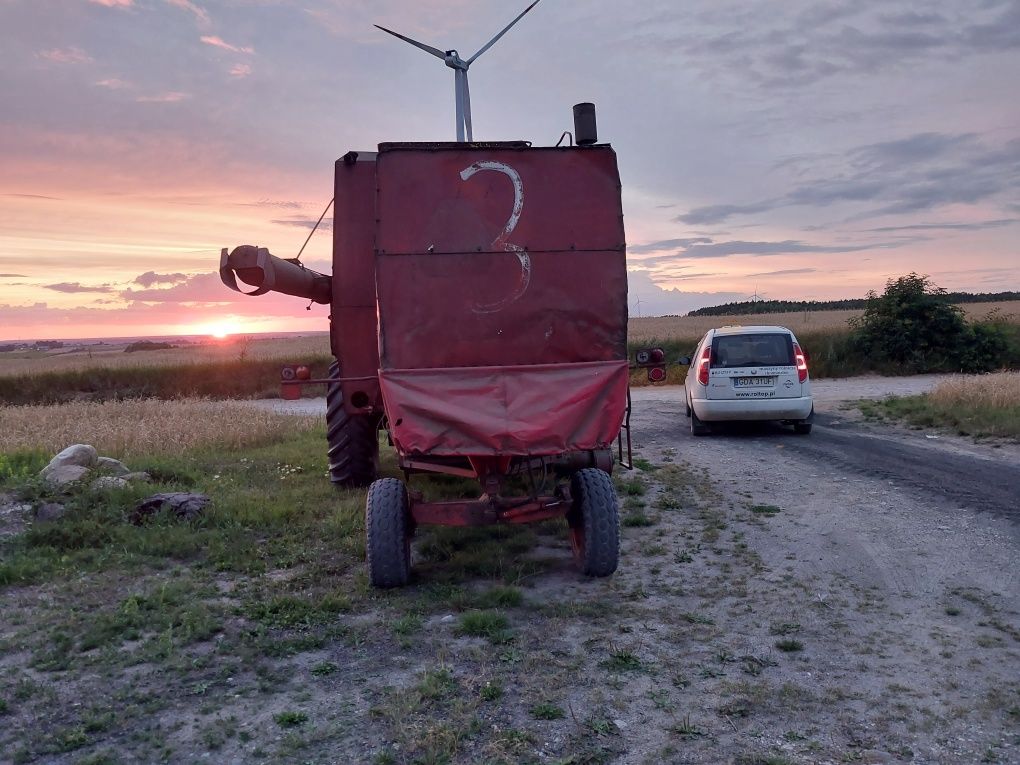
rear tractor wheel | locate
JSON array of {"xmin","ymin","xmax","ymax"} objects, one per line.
[
  {"xmin": 568, "ymin": 468, "xmax": 620, "ymax": 577},
  {"xmin": 366, "ymin": 478, "xmax": 412, "ymax": 588},
  {"xmin": 326, "ymin": 360, "xmax": 380, "ymax": 488}
]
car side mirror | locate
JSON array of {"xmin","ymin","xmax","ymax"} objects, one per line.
[{"xmin": 678, "ymin": 356, "xmax": 691, "ymax": 366}]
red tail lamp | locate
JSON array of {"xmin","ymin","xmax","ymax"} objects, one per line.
[
  {"xmin": 647, "ymin": 366, "xmax": 666, "ymax": 383},
  {"xmin": 697, "ymin": 345, "xmax": 711, "ymax": 386},
  {"xmin": 793, "ymin": 343, "xmax": 808, "ymax": 383}
]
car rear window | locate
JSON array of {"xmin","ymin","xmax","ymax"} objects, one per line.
[{"xmin": 711, "ymin": 333, "xmax": 794, "ymax": 368}]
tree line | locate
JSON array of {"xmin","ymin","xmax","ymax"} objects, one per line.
[{"xmin": 686, "ymin": 290, "xmax": 1019, "ymax": 317}]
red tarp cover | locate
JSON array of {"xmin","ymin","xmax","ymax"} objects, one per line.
[
  {"xmin": 374, "ymin": 145, "xmax": 628, "ymax": 456},
  {"xmin": 379, "ymin": 361, "xmax": 629, "ymax": 457}
]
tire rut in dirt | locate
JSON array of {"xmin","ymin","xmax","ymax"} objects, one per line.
[
  {"xmin": 366, "ymin": 478, "xmax": 412, "ymax": 588},
  {"xmin": 783, "ymin": 424, "xmax": 1020, "ymax": 522},
  {"xmin": 569, "ymin": 468, "xmax": 620, "ymax": 577},
  {"xmin": 326, "ymin": 360, "xmax": 380, "ymax": 488}
]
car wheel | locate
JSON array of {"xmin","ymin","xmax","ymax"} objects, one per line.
[
  {"xmin": 793, "ymin": 405, "xmax": 814, "ymax": 435},
  {"xmin": 684, "ymin": 392, "xmax": 692, "ymax": 418},
  {"xmin": 690, "ymin": 408, "xmax": 710, "ymax": 436}
]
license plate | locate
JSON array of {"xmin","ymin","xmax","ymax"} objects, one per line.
[{"xmin": 733, "ymin": 376, "xmax": 775, "ymax": 387}]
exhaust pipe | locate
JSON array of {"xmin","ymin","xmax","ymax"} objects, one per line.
[{"xmin": 220, "ymin": 245, "xmax": 332, "ymax": 304}]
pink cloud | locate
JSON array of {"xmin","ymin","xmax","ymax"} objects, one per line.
[
  {"xmin": 201, "ymin": 36, "xmax": 254, "ymax": 55},
  {"xmin": 166, "ymin": 0, "xmax": 210, "ymax": 27},
  {"xmin": 95, "ymin": 78, "xmax": 130, "ymax": 89},
  {"xmin": 135, "ymin": 91, "xmax": 190, "ymax": 103},
  {"xmin": 89, "ymin": 0, "xmax": 134, "ymax": 7},
  {"xmin": 229, "ymin": 63, "xmax": 252, "ymax": 78},
  {"xmin": 38, "ymin": 47, "xmax": 93, "ymax": 64}
]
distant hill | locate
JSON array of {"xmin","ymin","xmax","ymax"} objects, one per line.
[{"xmin": 686, "ymin": 291, "xmax": 1020, "ymax": 317}]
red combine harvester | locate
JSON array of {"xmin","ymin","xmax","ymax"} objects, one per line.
[{"xmin": 221, "ymin": 106, "xmax": 664, "ymax": 587}]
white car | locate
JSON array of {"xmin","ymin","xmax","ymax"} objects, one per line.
[{"xmin": 680, "ymin": 325, "xmax": 814, "ymax": 436}]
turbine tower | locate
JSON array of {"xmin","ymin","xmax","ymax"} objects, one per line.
[{"xmin": 375, "ymin": 0, "xmax": 543, "ymax": 142}]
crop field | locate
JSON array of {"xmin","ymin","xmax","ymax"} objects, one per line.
[
  {"xmin": 627, "ymin": 300, "xmax": 1020, "ymax": 345},
  {"xmin": 0, "ymin": 399, "xmax": 319, "ymax": 457},
  {"xmin": 0, "ymin": 334, "xmax": 331, "ymax": 378}
]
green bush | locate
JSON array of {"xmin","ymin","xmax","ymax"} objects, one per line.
[{"xmin": 848, "ymin": 273, "xmax": 1011, "ymax": 374}]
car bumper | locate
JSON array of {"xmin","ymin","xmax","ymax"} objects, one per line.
[{"xmin": 692, "ymin": 396, "xmax": 813, "ymax": 422}]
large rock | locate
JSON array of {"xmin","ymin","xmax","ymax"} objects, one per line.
[
  {"xmin": 34, "ymin": 502, "xmax": 66, "ymax": 523},
  {"xmin": 40, "ymin": 444, "xmax": 98, "ymax": 480},
  {"xmin": 130, "ymin": 492, "xmax": 211, "ymax": 524},
  {"xmin": 122, "ymin": 472, "xmax": 152, "ymax": 484},
  {"xmin": 96, "ymin": 457, "xmax": 130, "ymax": 476},
  {"xmin": 42, "ymin": 464, "xmax": 90, "ymax": 488}
]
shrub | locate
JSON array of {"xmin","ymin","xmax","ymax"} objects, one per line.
[{"xmin": 848, "ymin": 273, "xmax": 1010, "ymax": 373}]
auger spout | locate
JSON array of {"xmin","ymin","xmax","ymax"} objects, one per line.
[{"xmin": 219, "ymin": 245, "xmax": 332, "ymax": 304}]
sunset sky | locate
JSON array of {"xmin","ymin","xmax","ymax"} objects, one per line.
[{"xmin": 1, "ymin": 0, "xmax": 1018, "ymax": 341}]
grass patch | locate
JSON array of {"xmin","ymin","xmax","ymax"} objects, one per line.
[
  {"xmin": 601, "ymin": 647, "xmax": 644, "ymax": 672},
  {"xmin": 481, "ymin": 681, "xmax": 503, "ymax": 701},
  {"xmin": 622, "ymin": 511, "xmax": 655, "ymax": 527},
  {"xmin": 749, "ymin": 504, "xmax": 782, "ymax": 516},
  {"xmin": 858, "ymin": 372, "xmax": 1020, "ymax": 439},
  {"xmin": 274, "ymin": 711, "xmax": 309, "ymax": 728},
  {"xmin": 775, "ymin": 638, "xmax": 805, "ymax": 653},
  {"xmin": 456, "ymin": 611, "xmax": 513, "ymax": 644},
  {"xmin": 530, "ymin": 702, "xmax": 566, "ymax": 720}
]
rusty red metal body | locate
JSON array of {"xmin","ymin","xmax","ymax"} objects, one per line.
[{"xmin": 263, "ymin": 142, "xmax": 630, "ymax": 531}]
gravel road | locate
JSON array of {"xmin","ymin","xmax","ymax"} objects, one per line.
[{"xmin": 243, "ymin": 375, "xmax": 1020, "ymax": 762}]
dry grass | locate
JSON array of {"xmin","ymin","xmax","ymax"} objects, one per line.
[
  {"xmin": 0, "ymin": 399, "xmax": 320, "ymax": 457},
  {"xmin": 0, "ymin": 334, "xmax": 331, "ymax": 379},
  {"xmin": 628, "ymin": 301, "xmax": 1020, "ymax": 344},
  {"xmin": 929, "ymin": 371, "xmax": 1020, "ymax": 409}
]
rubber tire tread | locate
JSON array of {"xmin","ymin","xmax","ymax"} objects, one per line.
[
  {"xmin": 366, "ymin": 478, "xmax": 411, "ymax": 588},
  {"xmin": 570, "ymin": 468, "xmax": 620, "ymax": 577},
  {"xmin": 794, "ymin": 405, "xmax": 814, "ymax": 435},
  {"xmin": 690, "ymin": 408, "xmax": 710, "ymax": 436},
  {"xmin": 326, "ymin": 360, "xmax": 379, "ymax": 488}
]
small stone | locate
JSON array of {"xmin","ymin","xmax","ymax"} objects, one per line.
[
  {"xmin": 96, "ymin": 457, "xmax": 130, "ymax": 476},
  {"xmin": 34, "ymin": 502, "xmax": 66, "ymax": 523},
  {"xmin": 90, "ymin": 476, "xmax": 129, "ymax": 491},
  {"xmin": 122, "ymin": 472, "xmax": 152, "ymax": 483},
  {"xmin": 42, "ymin": 464, "xmax": 90, "ymax": 488},
  {"xmin": 440, "ymin": 614, "xmax": 455, "ymax": 623},
  {"xmin": 40, "ymin": 444, "xmax": 98, "ymax": 479}
]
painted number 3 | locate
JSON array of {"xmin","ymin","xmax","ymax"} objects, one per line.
[{"xmin": 459, "ymin": 161, "xmax": 531, "ymax": 314}]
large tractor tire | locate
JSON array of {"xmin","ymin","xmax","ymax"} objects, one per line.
[
  {"xmin": 366, "ymin": 478, "xmax": 412, "ymax": 588},
  {"xmin": 326, "ymin": 360, "xmax": 379, "ymax": 488},
  {"xmin": 568, "ymin": 468, "xmax": 620, "ymax": 578}
]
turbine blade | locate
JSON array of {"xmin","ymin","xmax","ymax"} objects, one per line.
[
  {"xmin": 467, "ymin": 0, "xmax": 542, "ymax": 64},
  {"xmin": 462, "ymin": 72, "xmax": 473, "ymax": 142},
  {"xmin": 374, "ymin": 25, "xmax": 447, "ymax": 60},
  {"xmin": 455, "ymin": 69, "xmax": 465, "ymax": 142}
]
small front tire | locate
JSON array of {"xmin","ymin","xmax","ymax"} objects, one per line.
[
  {"xmin": 366, "ymin": 478, "xmax": 412, "ymax": 588},
  {"xmin": 568, "ymin": 469, "xmax": 620, "ymax": 577}
]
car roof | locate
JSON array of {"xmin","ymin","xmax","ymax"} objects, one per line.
[{"xmin": 709, "ymin": 325, "xmax": 795, "ymax": 337}]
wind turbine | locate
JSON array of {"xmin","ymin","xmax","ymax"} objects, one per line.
[{"xmin": 375, "ymin": 0, "xmax": 543, "ymax": 142}]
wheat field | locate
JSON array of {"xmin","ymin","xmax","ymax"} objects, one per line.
[
  {"xmin": 0, "ymin": 398, "xmax": 319, "ymax": 457},
  {"xmin": 627, "ymin": 301, "xmax": 1020, "ymax": 343},
  {"xmin": 929, "ymin": 370, "xmax": 1020, "ymax": 409},
  {"xmin": 0, "ymin": 334, "xmax": 332, "ymax": 378}
]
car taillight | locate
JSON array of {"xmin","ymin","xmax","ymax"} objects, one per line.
[
  {"xmin": 697, "ymin": 346, "xmax": 711, "ymax": 386},
  {"xmin": 793, "ymin": 342, "xmax": 808, "ymax": 383}
]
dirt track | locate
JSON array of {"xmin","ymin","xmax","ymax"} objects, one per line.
[{"xmin": 240, "ymin": 375, "xmax": 1020, "ymax": 763}]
